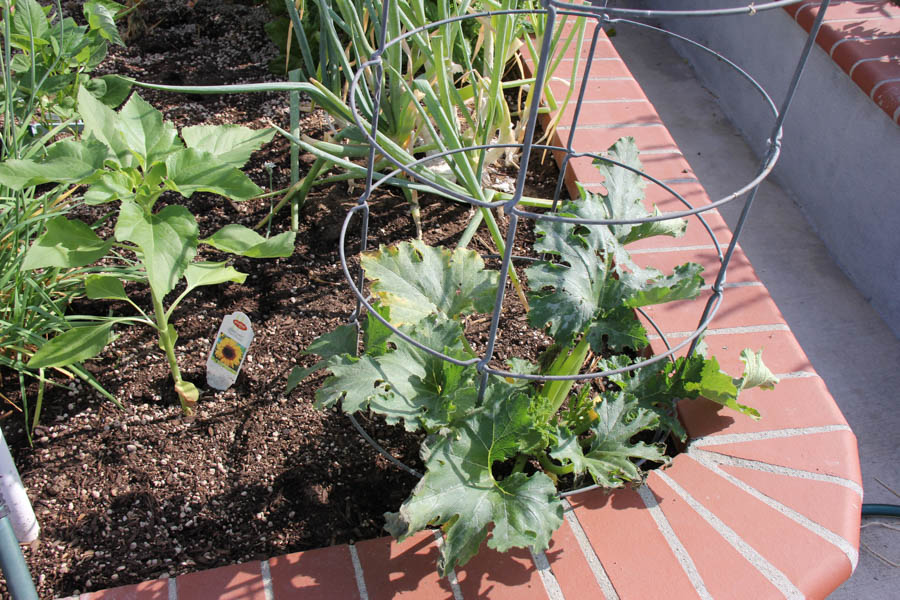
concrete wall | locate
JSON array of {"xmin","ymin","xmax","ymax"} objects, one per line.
[{"xmin": 632, "ymin": 0, "xmax": 900, "ymax": 338}]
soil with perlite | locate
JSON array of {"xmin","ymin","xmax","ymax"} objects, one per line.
[{"xmin": 1, "ymin": 1, "xmax": 566, "ymax": 596}]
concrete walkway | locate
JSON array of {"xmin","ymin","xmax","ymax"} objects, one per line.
[{"xmin": 607, "ymin": 20, "xmax": 900, "ymax": 599}]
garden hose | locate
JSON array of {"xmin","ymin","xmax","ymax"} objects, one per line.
[{"xmin": 862, "ymin": 503, "xmax": 900, "ymax": 518}]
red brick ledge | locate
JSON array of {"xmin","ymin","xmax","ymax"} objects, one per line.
[
  {"xmin": 786, "ymin": 0, "xmax": 900, "ymax": 124},
  {"xmin": 68, "ymin": 23, "xmax": 862, "ymax": 600}
]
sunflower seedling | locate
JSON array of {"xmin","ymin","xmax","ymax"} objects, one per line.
[{"xmin": 1, "ymin": 90, "xmax": 296, "ymax": 415}]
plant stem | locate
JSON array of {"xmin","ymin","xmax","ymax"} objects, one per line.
[
  {"xmin": 542, "ymin": 335, "xmax": 591, "ymax": 416},
  {"xmin": 150, "ymin": 289, "xmax": 185, "ymax": 409},
  {"xmin": 538, "ymin": 451, "xmax": 573, "ymax": 476},
  {"xmin": 511, "ymin": 454, "xmax": 528, "ymax": 474}
]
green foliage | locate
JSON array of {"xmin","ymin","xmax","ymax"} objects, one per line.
[
  {"xmin": 8, "ymin": 90, "xmax": 290, "ymax": 416},
  {"xmin": 361, "ymin": 239, "xmax": 499, "ymax": 325},
  {"xmin": 296, "ymin": 137, "xmax": 778, "ymax": 573},
  {"xmin": 1, "ymin": 0, "xmax": 131, "ymax": 127},
  {"xmin": 0, "ymin": 0, "xmax": 133, "ymax": 437}
]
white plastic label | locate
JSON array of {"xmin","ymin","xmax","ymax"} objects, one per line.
[{"xmin": 206, "ymin": 311, "xmax": 254, "ymax": 390}]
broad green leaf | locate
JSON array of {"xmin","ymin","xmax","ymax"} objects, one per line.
[
  {"xmin": 623, "ymin": 263, "xmax": 704, "ymax": 308},
  {"xmin": 551, "ymin": 394, "xmax": 669, "ymax": 487},
  {"xmin": 588, "ymin": 138, "xmax": 687, "ymax": 245},
  {"xmin": 287, "ymin": 323, "xmax": 360, "ymax": 392},
  {"xmin": 361, "ymin": 240, "xmax": 498, "ymax": 326},
  {"xmin": 85, "ymin": 275, "xmax": 128, "ymax": 301},
  {"xmin": 591, "ymin": 137, "xmax": 645, "ymax": 231},
  {"xmin": 27, "ymin": 322, "xmax": 116, "ymax": 368},
  {"xmin": 583, "ymin": 306, "xmax": 648, "ymax": 352},
  {"xmin": 165, "ymin": 148, "xmax": 263, "ymax": 201},
  {"xmin": 22, "ymin": 216, "xmax": 113, "ymax": 269},
  {"xmin": 84, "ymin": 1, "xmax": 124, "ymax": 47},
  {"xmin": 306, "ymin": 323, "xmax": 359, "ymax": 360},
  {"xmin": 527, "ymin": 192, "xmax": 631, "ymax": 345},
  {"xmin": 84, "ymin": 170, "xmax": 134, "ymax": 205},
  {"xmin": 384, "ymin": 390, "xmax": 562, "ymax": 576},
  {"xmin": 680, "ymin": 354, "xmax": 762, "ymax": 420},
  {"xmin": 184, "ymin": 262, "xmax": 247, "ymax": 292},
  {"xmin": 0, "ymin": 138, "xmax": 108, "ymax": 190},
  {"xmin": 363, "ymin": 304, "xmax": 393, "ymax": 358},
  {"xmin": 604, "ymin": 357, "xmax": 687, "ymax": 441},
  {"xmin": 85, "ymin": 74, "xmax": 133, "ymax": 107},
  {"xmin": 181, "ymin": 125, "xmax": 276, "ymax": 168},
  {"xmin": 622, "ymin": 205, "xmax": 687, "ymax": 245},
  {"xmin": 201, "ymin": 225, "xmax": 295, "ymax": 258},
  {"xmin": 78, "ymin": 86, "xmax": 131, "ymax": 166},
  {"xmin": 10, "ymin": 0, "xmax": 49, "ymax": 41},
  {"xmin": 738, "ymin": 349, "xmax": 778, "ymax": 391},
  {"xmin": 528, "ymin": 191, "xmax": 702, "ymax": 350},
  {"xmin": 119, "ymin": 94, "xmax": 182, "ymax": 167},
  {"xmin": 315, "ymin": 316, "xmax": 478, "ymax": 431},
  {"xmin": 114, "ymin": 200, "xmax": 198, "ymax": 296}
]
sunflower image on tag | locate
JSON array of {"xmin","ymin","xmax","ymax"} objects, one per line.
[{"xmin": 206, "ymin": 311, "xmax": 254, "ymax": 390}]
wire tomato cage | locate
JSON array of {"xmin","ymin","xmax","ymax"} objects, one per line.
[{"xmin": 332, "ymin": 0, "xmax": 832, "ymax": 484}]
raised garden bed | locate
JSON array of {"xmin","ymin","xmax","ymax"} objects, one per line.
[{"xmin": 0, "ymin": 2, "xmax": 862, "ymax": 598}]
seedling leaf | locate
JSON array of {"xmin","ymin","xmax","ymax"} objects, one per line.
[
  {"xmin": 85, "ymin": 275, "xmax": 129, "ymax": 301},
  {"xmin": 201, "ymin": 225, "xmax": 295, "ymax": 258},
  {"xmin": 27, "ymin": 323, "xmax": 116, "ymax": 369},
  {"xmin": 23, "ymin": 216, "xmax": 113, "ymax": 269},
  {"xmin": 181, "ymin": 125, "xmax": 276, "ymax": 168},
  {"xmin": 114, "ymin": 200, "xmax": 198, "ymax": 296}
]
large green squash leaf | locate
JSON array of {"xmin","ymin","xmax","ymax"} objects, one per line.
[
  {"xmin": 588, "ymin": 137, "xmax": 686, "ymax": 245},
  {"xmin": 22, "ymin": 216, "xmax": 113, "ymax": 269},
  {"xmin": 315, "ymin": 316, "xmax": 478, "ymax": 431},
  {"xmin": 114, "ymin": 200, "xmax": 198, "ymax": 296},
  {"xmin": 361, "ymin": 240, "xmax": 498, "ymax": 326},
  {"xmin": 551, "ymin": 393, "xmax": 669, "ymax": 487},
  {"xmin": 384, "ymin": 388, "xmax": 562, "ymax": 576},
  {"xmin": 527, "ymin": 191, "xmax": 703, "ymax": 352},
  {"xmin": 181, "ymin": 125, "xmax": 275, "ymax": 168}
]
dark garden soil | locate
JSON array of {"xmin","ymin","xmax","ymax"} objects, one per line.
[{"xmin": 1, "ymin": 1, "xmax": 566, "ymax": 597}]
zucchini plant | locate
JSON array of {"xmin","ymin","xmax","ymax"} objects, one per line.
[{"xmin": 293, "ymin": 138, "xmax": 777, "ymax": 574}]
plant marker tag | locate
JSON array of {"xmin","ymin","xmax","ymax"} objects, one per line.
[{"xmin": 206, "ymin": 311, "xmax": 254, "ymax": 390}]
